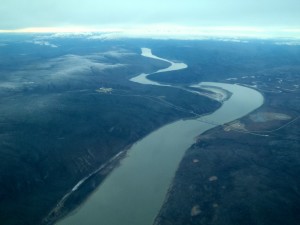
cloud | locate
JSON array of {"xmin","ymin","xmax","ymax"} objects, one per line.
[
  {"xmin": 275, "ymin": 41, "xmax": 300, "ymax": 46},
  {"xmin": 44, "ymin": 54, "xmax": 125, "ymax": 80},
  {"xmin": 0, "ymin": 0, "xmax": 300, "ymax": 30},
  {"xmin": 0, "ymin": 82, "xmax": 20, "ymax": 89},
  {"xmin": 6, "ymin": 25, "xmax": 300, "ymax": 40},
  {"xmin": 0, "ymin": 49, "xmax": 131, "ymax": 121},
  {"xmin": 32, "ymin": 40, "xmax": 58, "ymax": 48},
  {"xmin": 87, "ymin": 33, "xmax": 124, "ymax": 40},
  {"xmin": 0, "ymin": 51, "xmax": 128, "ymax": 93},
  {"xmin": 101, "ymin": 51, "xmax": 136, "ymax": 58}
]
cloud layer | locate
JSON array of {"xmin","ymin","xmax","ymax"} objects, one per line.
[
  {"xmin": 0, "ymin": 51, "xmax": 129, "ymax": 93},
  {"xmin": 0, "ymin": 0, "xmax": 299, "ymax": 30}
]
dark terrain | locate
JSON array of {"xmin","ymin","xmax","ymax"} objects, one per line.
[
  {"xmin": 155, "ymin": 44, "xmax": 300, "ymax": 225},
  {"xmin": 0, "ymin": 35, "xmax": 220, "ymax": 225},
  {"xmin": 0, "ymin": 35, "xmax": 299, "ymax": 225}
]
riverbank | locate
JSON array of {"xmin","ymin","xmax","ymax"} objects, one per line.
[
  {"xmin": 2, "ymin": 37, "xmax": 299, "ymax": 225},
  {"xmin": 54, "ymin": 48, "xmax": 263, "ymax": 225},
  {"xmin": 42, "ymin": 150, "xmax": 126, "ymax": 225},
  {"xmin": 155, "ymin": 78, "xmax": 300, "ymax": 225},
  {"xmin": 0, "ymin": 38, "xmax": 221, "ymax": 225},
  {"xmin": 34, "ymin": 46, "xmax": 221, "ymax": 225}
]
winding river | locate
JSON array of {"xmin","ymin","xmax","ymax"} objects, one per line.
[{"xmin": 56, "ymin": 48, "xmax": 264, "ymax": 225}]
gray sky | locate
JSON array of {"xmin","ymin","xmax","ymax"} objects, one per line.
[{"xmin": 0, "ymin": 0, "xmax": 299, "ymax": 30}]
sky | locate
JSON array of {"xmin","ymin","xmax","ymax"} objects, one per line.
[{"xmin": 0, "ymin": 0, "xmax": 300, "ymax": 37}]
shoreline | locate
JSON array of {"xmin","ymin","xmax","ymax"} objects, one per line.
[
  {"xmin": 42, "ymin": 149, "xmax": 127, "ymax": 225},
  {"xmin": 50, "ymin": 48, "xmax": 263, "ymax": 225},
  {"xmin": 42, "ymin": 100, "xmax": 221, "ymax": 225}
]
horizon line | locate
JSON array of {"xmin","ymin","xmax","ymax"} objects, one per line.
[{"xmin": 1, "ymin": 25, "xmax": 300, "ymax": 40}]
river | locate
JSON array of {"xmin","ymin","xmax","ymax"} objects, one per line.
[{"xmin": 56, "ymin": 48, "xmax": 264, "ymax": 225}]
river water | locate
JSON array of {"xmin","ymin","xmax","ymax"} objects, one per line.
[{"xmin": 56, "ymin": 48, "xmax": 264, "ymax": 225}]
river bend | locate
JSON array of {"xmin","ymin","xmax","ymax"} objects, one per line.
[{"xmin": 56, "ymin": 48, "xmax": 263, "ymax": 225}]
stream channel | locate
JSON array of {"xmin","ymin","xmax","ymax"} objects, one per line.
[{"xmin": 56, "ymin": 48, "xmax": 264, "ymax": 225}]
